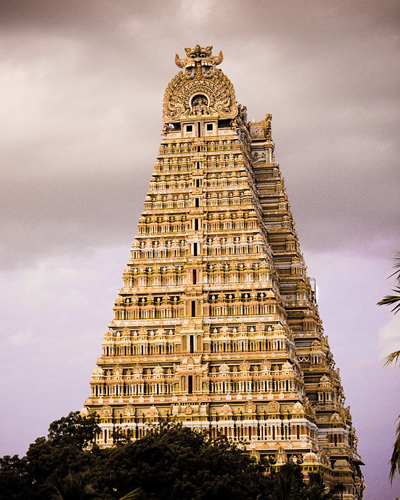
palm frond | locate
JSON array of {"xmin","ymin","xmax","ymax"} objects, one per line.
[
  {"xmin": 377, "ymin": 287, "xmax": 400, "ymax": 314},
  {"xmin": 48, "ymin": 473, "xmax": 96, "ymax": 500},
  {"xmin": 384, "ymin": 350, "xmax": 400, "ymax": 367},
  {"xmin": 389, "ymin": 419, "xmax": 400, "ymax": 483},
  {"xmin": 119, "ymin": 488, "xmax": 142, "ymax": 500},
  {"xmin": 388, "ymin": 252, "xmax": 400, "ymax": 282}
]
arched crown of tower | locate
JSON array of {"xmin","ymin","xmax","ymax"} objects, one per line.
[{"xmin": 163, "ymin": 44, "xmax": 238, "ymax": 122}]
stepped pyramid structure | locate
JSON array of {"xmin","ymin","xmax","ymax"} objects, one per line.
[{"xmin": 84, "ymin": 45, "xmax": 363, "ymax": 497}]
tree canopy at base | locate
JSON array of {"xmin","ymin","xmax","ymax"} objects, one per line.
[{"xmin": 0, "ymin": 412, "xmax": 341, "ymax": 500}]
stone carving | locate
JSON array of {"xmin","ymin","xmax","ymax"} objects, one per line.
[
  {"xmin": 175, "ymin": 45, "xmax": 223, "ymax": 79},
  {"xmin": 250, "ymin": 114, "xmax": 272, "ymax": 140},
  {"xmin": 163, "ymin": 46, "xmax": 237, "ymax": 122},
  {"xmin": 220, "ymin": 404, "xmax": 233, "ymax": 415},
  {"xmin": 113, "ymin": 365, "xmax": 123, "ymax": 377},
  {"xmin": 291, "ymin": 402, "xmax": 305, "ymax": 414},
  {"xmin": 239, "ymin": 360, "xmax": 250, "ymax": 372},
  {"xmin": 92, "ymin": 366, "xmax": 104, "ymax": 377},
  {"xmin": 219, "ymin": 363, "xmax": 229, "ymax": 373},
  {"xmin": 147, "ymin": 406, "xmax": 159, "ymax": 417},
  {"xmin": 133, "ymin": 364, "xmax": 143, "ymax": 374},
  {"xmin": 153, "ymin": 365, "xmax": 164, "ymax": 375},
  {"xmin": 303, "ymin": 451, "xmax": 318, "ymax": 464},
  {"xmin": 190, "ymin": 94, "xmax": 209, "ymax": 115},
  {"xmin": 244, "ymin": 401, "xmax": 256, "ymax": 413},
  {"xmin": 266, "ymin": 401, "xmax": 280, "ymax": 413},
  {"xmin": 275, "ymin": 445, "xmax": 287, "ymax": 464},
  {"xmin": 250, "ymin": 450, "xmax": 260, "ymax": 461},
  {"xmin": 123, "ymin": 404, "xmax": 135, "ymax": 417},
  {"xmin": 100, "ymin": 405, "xmax": 112, "ymax": 417}
]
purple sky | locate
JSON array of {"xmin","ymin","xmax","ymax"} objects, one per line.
[{"xmin": 0, "ymin": 1, "xmax": 399, "ymax": 498}]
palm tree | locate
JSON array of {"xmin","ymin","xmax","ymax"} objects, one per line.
[
  {"xmin": 383, "ymin": 350, "xmax": 400, "ymax": 367},
  {"xmin": 389, "ymin": 420, "xmax": 400, "ymax": 483},
  {"xmin": 119, "ymin": 489, "xmax": 142, "ymax": 500},
  {"xmin": 48, "ymin": 472, "xmax": 96, "ymax": 500},
  {"xmin": 378, "ymin": 251, "xmax": 400, "ymax": 315},
  {"xmin": 378, "ymin": 251, "xmax": 400, "ymax": 481}
]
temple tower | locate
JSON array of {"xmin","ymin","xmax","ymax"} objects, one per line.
[{"xmin": 84, "ymin": 45, "xmax": 363, "ymax": 497}]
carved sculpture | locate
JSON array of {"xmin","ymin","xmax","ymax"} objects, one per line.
[{"xmin": 163, "ymin": 45, "xmax": 236, "ymax": 122}]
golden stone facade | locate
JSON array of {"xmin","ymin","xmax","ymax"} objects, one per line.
[{"xmin": 84, "ymin": 45, "xmax": 363, "ymax": 498}]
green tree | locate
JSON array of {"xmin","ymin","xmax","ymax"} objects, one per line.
[
  {"xmin": 268, "ymin": 464, "xmax": 337, "ymax": 500},
  {"xmin": 94, "ymin": 422, "xmax": 270, "ymax": 500},
  {"xmin": 0, "ymin": 454, "xmax": 30, "ymax": 500},
  {"xmin": 47, "ymin": 411, "xmax": 100, "ymax": 449},
  {"xmin": 48, "ymin": 472, "xmax": 97, "ymax": 500},
  {"xmin": 118, "ymin": 490, "xmax": 142, "ymax": 500},
  {"xmin": 0, "ymin": 412, "xmax": 99, "ymax": 500},
  {"xmin": 378, "ymin": 251, "xmax": 400, "ymax": 481},
  {"xmin": 271, "ymin": 463, "xmax": 303, "ymax": 500},
  {"xmin": 0, "ymin": 414, "xmax": 343, "ymax": 499},
  {"xmin": 378, "ymin": 251, "xmax": 400, "ymax": 318},
  {"xmin": 18, "ymin": 411, "xmax": 101, "ymax": 499}
]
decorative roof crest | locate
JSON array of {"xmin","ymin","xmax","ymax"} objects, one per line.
[
  {"xmin": 163, "ymin": 44, "xmax": 237, "ymax": 122},
  {"xmin": 175, "ymin": 45, "xmax": 223, "ymax": 79}
]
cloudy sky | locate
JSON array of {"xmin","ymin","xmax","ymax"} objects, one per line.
[{"xmin": 0, "ymin": 1, "xmax": 399, "ymax": 498}]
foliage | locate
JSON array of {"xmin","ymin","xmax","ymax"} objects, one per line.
[
  {"xmin": 47, "ymin": 411, "xmax": 101, "ymax": 449},
  {"xmin": 93, "ymin": 421, "xmax": 269, "ymax": 500},
  {"xmin": 0, "ymin": 454, "xmax": 30, "ymax": 500},
  {"xmin": 389, "ymin": 419, "xmax": 400, "ymax": 484},
  {"xmin": 0, "ymin": 412, "xmax": 100, "ymax": 500},
  {"xmin": 267, "ymin": 464, "xmax": 337, "ymax": 500},
  {"xmin": 383, "ymin": 350, "xmax": 400, "ymax": 367},
  {"xmin": 378, "ymin": 251, "xmax": 400, "ymax": 482},
  {"xmin": 0, "ymin": 413, "xmax": 341, "ymax": 500},
  {"xmin": 48, "ymin": 472, "xmax": 97, "ymax": 500},
  {"xmin": 377, "ymin": 251, "xmax": 400, "ymax": 316}
]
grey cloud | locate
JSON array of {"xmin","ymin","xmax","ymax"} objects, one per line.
[
  {"xmin": 1, "ymin": 0, "xmax": 399, "ymax": 271},
  {"xmin": 0, "ymin": 0, "xmax": 166, "ymax": 32}
]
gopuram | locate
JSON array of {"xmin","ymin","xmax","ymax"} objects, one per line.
[{"xmin": 84, "ymin": 45, "xmax": 363, "ymax": 497}]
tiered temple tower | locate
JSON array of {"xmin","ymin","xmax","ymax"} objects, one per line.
[{"xmin": 84, "ymin": 45, "xmax": 363, "ymax": 498}]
